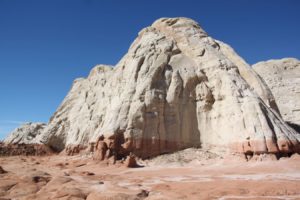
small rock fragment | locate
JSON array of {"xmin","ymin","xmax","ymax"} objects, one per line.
[
  {"xmin": 0, "ymin": 166, "xmax": 7, "ymax": 174},
  {"xmin": 124, "ymin": 154, "xmax": 138, "ymax": 168}
]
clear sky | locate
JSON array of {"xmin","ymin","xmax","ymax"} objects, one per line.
[{"xmin": 0, "ymin": 0, "xmax": 299, "ymax": 139}]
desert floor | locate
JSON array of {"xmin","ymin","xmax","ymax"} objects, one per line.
[{"xmin": 0, "ymin": 152, "xmax": 300, "ymax": 200}]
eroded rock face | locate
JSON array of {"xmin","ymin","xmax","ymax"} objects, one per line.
[
  {"xmin": 5, "ymin": 17, "xmax": 300, "ymax": 158},
  {"xmin": 253, "ymin": 58, "xmax": 300, "ymax": 132},
  {"xmin": 4, "ymin": 123, "xmax": 46, "ymax": 144},
  {"xmin": 0, "ymin": 143, "xmax": 53, "ymax": 156},
  {"xmin": 216, "ymin": 40, "xmax": 280, "ymax": 114},
  {"xmin": 63, "ymin": 144, "xmax": 87, "ymax": 156}
]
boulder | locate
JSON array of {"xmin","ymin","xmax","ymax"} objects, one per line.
[{"xmin": 124, "ymin": 153, "xmax": 138, "ymax": 168}]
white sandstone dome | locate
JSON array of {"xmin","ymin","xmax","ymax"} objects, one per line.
[{"xmin": 6, "ymin": 18, "xmax": 300, "ymax": 159}]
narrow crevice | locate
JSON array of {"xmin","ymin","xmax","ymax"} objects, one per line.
[{"xmin": 134, "ymin": 56, "xmax": 145, "ymax": 82}]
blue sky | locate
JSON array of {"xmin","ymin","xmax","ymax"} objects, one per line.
[{"xmin": 0, "ymin": 0, "xmax": 299, "ymax": 139}]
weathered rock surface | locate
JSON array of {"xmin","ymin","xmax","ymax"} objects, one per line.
[
  {"xmin": 253, "ymin": 58, "xmax": 300, "ymax": 131},
  {"xmin": 4, "ymin": 123, "xmax": 46, "ymax": 144},
  {"xmin": 216, "ymin": 40, "xmax": 280, "ymax": 114},
  {"xmin": 5, "ymin": 17, "xmax": 300, "ymax": 158},
  {"xmin": 63, "ymin": 144, "xmax": 87, "ymax": 156},
  {"xmin": 0, "ymin": 143, "xmax": 53, "ymax": 156}
]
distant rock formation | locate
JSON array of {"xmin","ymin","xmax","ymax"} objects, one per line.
[
  {"xmin": 4, "ymin": 123, "xmax": 46, "ymax": 144},
  {"xmin": 2, "ymin": 123, "xmax": 52, "ymax": 156},
  {"xmin": 5, "ymin": 18, "xmax": 300, "ymax": 159},
  {"xmin": 253, "ymin": 58, "xmax": 300, "ymax": 133}
]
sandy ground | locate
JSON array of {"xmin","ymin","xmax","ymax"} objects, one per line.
[{"xmin": 0, "ymin": 153, "xmax": 300, "ymax": 200}]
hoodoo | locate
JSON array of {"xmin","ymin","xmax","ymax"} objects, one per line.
[{"xmin": 5, "ymin": 18, "xmax": 300, "ymax": 159}]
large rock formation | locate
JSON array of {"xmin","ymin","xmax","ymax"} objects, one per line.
[
  {"xmin": 253, "ymin": 58, "xmax": 300, "ymax": 132},
  {"xmin": 5, "ymin": 17, "xmax": 300, "ymax": 158}
]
